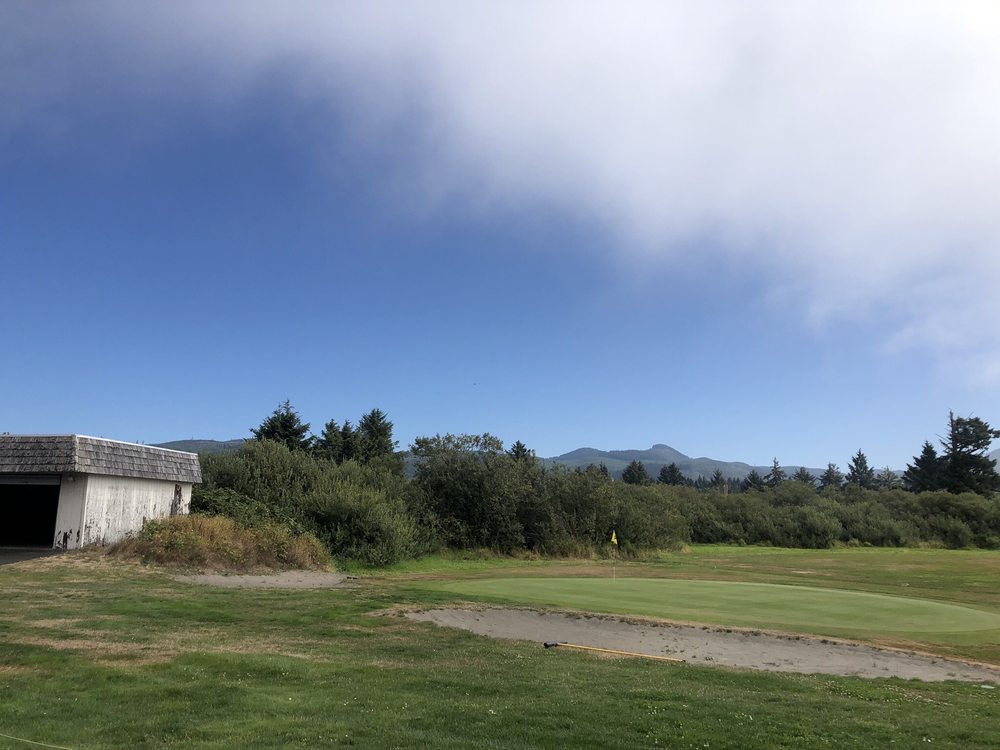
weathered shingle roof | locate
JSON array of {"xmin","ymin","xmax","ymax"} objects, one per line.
[{"xmin": 0, "ymin": 435, "xmax": 202, "ymax": 483}]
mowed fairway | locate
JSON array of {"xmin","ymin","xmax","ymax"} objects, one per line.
[
  {"xmin": 433, "ymin": 577, "xmax": 1000, "ymax": 645},
  {"xmin": 2, "ymin": 547, "xmax": 999, "ymax": 749}
]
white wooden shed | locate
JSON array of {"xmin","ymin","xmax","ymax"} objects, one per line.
[{"xmin": 0, "ymin": 435, "xmax": 202, "ymax": 549}]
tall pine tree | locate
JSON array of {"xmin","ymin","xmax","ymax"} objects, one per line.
[
  {"xmin": 357, "ymin": 408, "xmax": 397, "ymax": 463},
  {"xmin": 765, "ymin": 458, "xmax": 786, "ymax": 488},
  {"xmin": 792, "ymin": 467, "xmax": 816, "ymax": 485},
  {"xmin": 939, "ymin": 412, "xmax": 1000, "ymax": 496},
  {"xmin": 251, "ymin": 401, "xmax": 312, "ymax": 452},
  {"xmin": 903, "ymin": 441, "xmax": 942, "ymax": 492},
  {"xmin": 621, "ymin": 460, "xmax": 651, "ymax": 485},
  {"xmin": 507, "ymin": 440, "xmax": 535, "ymax": 462},
  {"xmin": 845, "ymin": 450, "xmax": 876, "ymax": 489},
  {"xmin": 876, "ymin": 467, "xmax": 902, "ymax": 490},
  {"xmin": 710, "ymin": 468, "xmax": 726, "ymax": 489},
  {"xmin": 742, "ymin": 469, "xmax": 765, "ymax": 491},
  {"xmin": 339, "ymin": 420, "xmax": 357, "ymax": 463},
  {"xmin": 314, "ymin": 419, "xmax": 344, "ymax": 462},
  {"xmin": 658, "ymin": 463, "xmax": 686, "ymax": 485},
  {"xmin": 818, "ymin": 463, "xmax": 844, "ymax": 490}
]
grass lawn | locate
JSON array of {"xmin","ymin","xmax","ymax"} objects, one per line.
[
  {"xmin": 1, "ymin": 547, "xmax": 998, "ymax": 749},
  {"xmin": 430, "ymin": 577, "xmax": 1000, "ymax": 648}
]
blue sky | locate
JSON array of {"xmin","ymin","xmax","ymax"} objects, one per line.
[{"xmin": 3, "ymin": 3, "xmax": 999, "ymax": 468}]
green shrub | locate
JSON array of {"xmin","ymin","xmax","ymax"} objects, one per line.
[
  {"xmin": 191, "ymin": 486, "xmax": 306, "ymax": 532},
  {"xmin": 192, "ymin": 435, "xmax": 1000, "ymax": 563},
  {"xmin": 925, "ymin": 516, "xmax": 974, "ymax": 549},
  {"xmin": 307, "ymin": 484, "xmax": 418, "ymax": 567}
]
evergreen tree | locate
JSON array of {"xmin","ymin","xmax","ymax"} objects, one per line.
[
  {"xmin": 709, "ymin": 468, "xmax": 726, "ymax": 489},
  {"xmin": 818, "ymin": 463, "xmax": 844, "ymax": 490},
  {"xmin": 658, "ymin": 462, "xmax": 686, "ymax": 485},
  {"xmin": 845, "ymin": 450, "xmax": 876, "ymax": 489},
  {"xmin": 250, "ymin": 400, "xmax": 312, "ymax": 452},
  {"xmin": 939, "ymin": 411, "xmax": 1000, "ymax": 496},
  {"xmin": 876, "ymin": 467, "xmax": 902, "ymax": 490},
  {"xmin": 765, "ymin": 458, "xmax": 786, "ymax": 488},
  {"xmin": 339, "ymin": 420, "xmax": 357, "ymax": 463},
  {"xmin": 741, "ymin": 469, "xmax": 765, "ymax": 491},
  {"xmin": 507, "ymin": 440, "xmax": 535, "ymax": 462},
  {"xmin": 621, "ymin": 460, "xmax": 651, "ymax": 485},
  {"xmin": 314, "ymin": 419, "xmax": 344, "ymax": 462},
  {"xmin": 584, "ymin": 462, "xmax": 612, "ymax": 480},
  {"xmin": 357, "ymin": 408, "xmax": 397, "ymax": 463},
  {"xmin": 792, "ymin": 467, "xmax": 816, "ymax": 485},
  {"xmin": 903, "ymin": 441, "xmax": 942, "ymax": 492}
]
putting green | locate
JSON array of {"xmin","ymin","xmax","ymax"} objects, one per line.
[{"xmin": 433, "ymin": 577, "xmax": 1000, "ymax": 638}]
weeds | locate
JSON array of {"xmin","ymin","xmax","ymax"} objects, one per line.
[{"xmin": 107, "ymin": 514, "xmax": 330, "ymax": 572}]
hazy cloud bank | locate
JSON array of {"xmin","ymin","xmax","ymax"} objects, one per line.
[{"xmin": 5, "ymin": 1, "xmax": 1000, "ymax": 375}]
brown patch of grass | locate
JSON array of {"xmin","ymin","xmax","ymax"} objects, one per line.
[
  {"xmin": 9, "ymin": 635, "xmax": 174, "ymax": 666},
  {"xmin": 365, "ymin": 659, "xmax": 409, "ymax": 669},
  {"xmin": 7, "ymin": 625, "xmax": 335, "ymax": 668},
  {"xmin": 210, "ymin": 636, "xmax": 332, "ymax": 661},
  {"xmin": 10, "ymin": 549, "xmax": 125, "ymax": 573},
  {"xmin": 30, "ymin": 618, "xmax": 86, "ymax": 629},
  {"xmin": 106, "ymin": 514, "xmax": 330, "ymax": 573}
]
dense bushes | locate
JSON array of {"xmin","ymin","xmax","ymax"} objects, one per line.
[
  {"xmin": 411, "ymin": 434, "xmax": 531, "ymax": 552},
  {"xmin": 197, "ymin": 440, "xmax": 420, "ymax": 566},
  {"xmin": 194, "ymin": 439, "xmax": 1000, "ymax": 566},
  {"xmin": 684, "ymin": 487, "xmax": 999, "ymax": 549}
]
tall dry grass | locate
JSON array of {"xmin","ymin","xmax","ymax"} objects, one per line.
[{"xmin": 108, "ymin": 514, "xmax": 330, "ymax": 572}]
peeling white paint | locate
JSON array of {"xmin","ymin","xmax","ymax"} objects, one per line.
[
  {"xmin": 53, "ymin": 474, "xmax": 193, "ymax": 549},
  {"xmin": 52, "ymin": 474, "xmax": 87, "ymax": 549},
  {"xmin": 79, "ymin": 475, "xmax": 192, "ymax": 547},
  {"xmin": 2, "ymin": 435, "xmax": 199, "ymax": 549}
]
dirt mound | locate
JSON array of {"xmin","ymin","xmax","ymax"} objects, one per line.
[{"xmin": 408, "ymin": 608, "xmax": 1000, "ymax": 684}]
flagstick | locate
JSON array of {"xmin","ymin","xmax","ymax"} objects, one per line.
[{"xmin": 611, "ymin": 529, "xmax": 617, "ymax": 581}]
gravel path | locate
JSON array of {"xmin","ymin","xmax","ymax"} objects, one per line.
[{"xmin": 408, "ymin": 607, "xmax": 1000, "ymax": 683}]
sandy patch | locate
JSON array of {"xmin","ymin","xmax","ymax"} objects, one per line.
[
  {"xmin": 178, "ymin": 570, "xmax": 349, "ymax": 589},
  {"xmin": 408, "ymin": 608, "xmax": 1000, "ymax": 684}
]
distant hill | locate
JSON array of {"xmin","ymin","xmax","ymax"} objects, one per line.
[
  {"xmin": 154, "ymin": 439, "xmax": 245, "ymax": 454},
  {"xmin": 155, "ymin": 438, "xmax": 951, "ymax": 481},
  {"xmin": 543, "ymin": 443, "xmax": 825, "ymax": 481}
]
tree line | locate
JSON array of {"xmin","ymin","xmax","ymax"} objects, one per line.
[
  {"xmin": 251, "ymin": 400, "xmax": 401, "ymax": 470},
  {"xmin": 618, "ymin": 412, "xmax": 1000, "ymax": 497},
  {"xmin": 190, "ymin": 404, "xmax": 1000, "ymax": 565}
]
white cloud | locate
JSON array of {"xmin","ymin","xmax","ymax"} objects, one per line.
[{"xmin": 5, "ymin": 1, "xmax": 1000, "ymax": 372}]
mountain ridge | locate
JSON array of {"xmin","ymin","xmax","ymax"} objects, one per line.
[
  {"xmin": 155, "ymin": 440, "xmax": 1000, "ymax": 481},
  {"xmin": 155, "ymin": 439, "xmax": 245, "ymax": 454},
  {"xmin": 156, "ymin": 438, "xmax": 823, "ymax": 479},
  {"xmin": 542, "ymin": 444, "xmax": 818, "ymax": 480}
]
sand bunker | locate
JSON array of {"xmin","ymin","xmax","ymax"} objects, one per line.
[
  {"xmin": 408, "ymin": 608, "xmax": 1000, "ymax": 684},
  {"xmin": 180, "ymin": 570, "xmax": 349, "ymax": 589}
]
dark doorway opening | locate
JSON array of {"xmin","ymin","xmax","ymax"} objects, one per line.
[{"xmin": 0, "ymin": 483, "xmax": 60, "ymax": 547}]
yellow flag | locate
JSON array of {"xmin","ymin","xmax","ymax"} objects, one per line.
[{"xmin": 611, "ymin": 530, "xmax": 618, "ymax": 545}]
